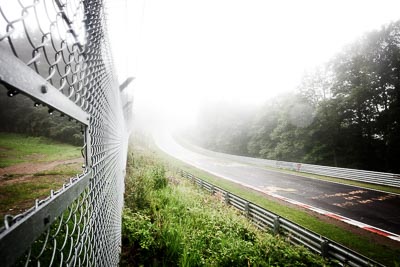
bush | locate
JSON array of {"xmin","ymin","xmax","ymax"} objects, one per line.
[{"xmin": 150, "ymin": 165, "xmax": 167, "ymax": 190}]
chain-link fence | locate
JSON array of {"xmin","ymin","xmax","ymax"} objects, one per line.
[{"xmin": 0, "ymin": 0, "xmax": 130, "ymax": 266}]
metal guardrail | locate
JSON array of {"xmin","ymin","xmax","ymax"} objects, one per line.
[
  {"xmin": 211, "ymin": 152, "xmax": 400, "ymax": 188},
  {"xmin": 179, "ymin": 169, "xmax": 384, "ymax": 267},
  {"xmin": 0, "ymin": 1, "xmax": 130, "ymax": 266}
]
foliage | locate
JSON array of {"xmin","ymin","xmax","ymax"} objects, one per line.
[
  {"xmin": 121, "ymin": 147, "xmax": 328, "ymax": 266},
  {"xmin": 186, "ymin": 20, "xmax": 400, "ymax": 173},
  {"xmin": 0, "ymin": 85, "xmax": 83, "ymax": 146}
]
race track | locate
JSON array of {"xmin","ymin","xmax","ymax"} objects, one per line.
[{"xmin": 155, "ymin": 133, "xmax": 400, "ymax": 236}]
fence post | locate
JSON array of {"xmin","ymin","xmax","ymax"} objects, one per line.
[
  {"xmin": 199, "ymin": 180, "xmax": 203, "ymax": 189},
  {"xmin": 273, "ymin": 216, "xmax": 280, "ymax": 235},
  {"xmin": 210, "ymin": 185, "xmax": 214, "ymax": 195}
]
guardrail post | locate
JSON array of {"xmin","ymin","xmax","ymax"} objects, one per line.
[
  {"xmin": 210, "ymin": 185, "xmax": 214, "ymax": 195},
  {"xmin": 199, "ymin": 180, "xmax": 203, "ymax": 189},
  {"xmin": 273, "ymin": 216, "xmax": 280, "ymax": 235},
  {"xmin": 224, "ymin": 192, "xmax": 229, "ymax": 205},
  {"xmin": 320, "ymin": 240, "xmax": 329, "ymax": 258},
  {"xmin": 244, "ymin": 202, "xmax": 250, "ymax": 217}
]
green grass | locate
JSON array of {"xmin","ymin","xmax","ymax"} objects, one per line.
[
  {"xmin": 33, "ymin": 162, "xmax": 83, "ymax": 177},
  {"xmin": 0, "ymin": 132, "xmax": 81, "ymax": 167},
  {"xmin": 156, "ymin": 148, "xmax": 400, "ymax": 266},
  {"xmin": 121, "ymin": 146, "xmax": 329, "ymax": 266},
  {"xmin": 0, "ymin": 176, "xmax": 69, "ymax": 215},
  {"xmin": 0, "ymin": 132, "xmax": 83, "ymax": 224}
]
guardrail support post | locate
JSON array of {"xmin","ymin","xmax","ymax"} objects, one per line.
[
  {"xmin": 199, "ymin": 180, "xmax": 203, "ymax": 189},
  {"xmin": 224, "ymin": 192, "xmax": 229, "ymax": 205},
  {"xmin": 273, "ymin": 216, "xmax": 280, "ymax": 235},
  {"xmin": 244, "ymin": 202, "xmax": 250, "ymax": 217},
  {"xmin": 320, "ymin": 240, "xmax": 329, "ymax": 258},
  {"xmin": 210, "ymin": 185, "xmax": 214, "ymax": 195}
]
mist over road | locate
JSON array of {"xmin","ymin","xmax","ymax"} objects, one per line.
[{"xmin": 155, "ymin": 132, "xmax": 400, "ymax": 236}]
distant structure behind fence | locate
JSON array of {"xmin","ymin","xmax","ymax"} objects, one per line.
[{"xmin": 0, "ymin": 1, "xmax": 131, "ymax": 266}]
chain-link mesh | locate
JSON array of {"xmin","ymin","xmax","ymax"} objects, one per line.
[{"xmin": 0, "ymin": 0, "xmax": 128, "ymax": 266}]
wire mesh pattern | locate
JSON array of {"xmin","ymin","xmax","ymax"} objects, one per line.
[{"xmin": 0, "ymin": 1, "xmax": 128, "ymax": 266}]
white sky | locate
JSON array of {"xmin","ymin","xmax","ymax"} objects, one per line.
[{"xmin": 107, "ymin": 0, "xmax": 400, "ymax": 130}]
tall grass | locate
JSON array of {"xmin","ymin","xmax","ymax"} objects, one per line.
[{"xmin": 121, "ymin": 148, "xmax": 328, "ymax": 266}]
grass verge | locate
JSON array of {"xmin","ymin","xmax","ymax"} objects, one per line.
[
  {"xmin": 121, "ymin": 146, "xmax": 329, "ymax": 266},
  {"xmin": 0, "ymin": 132, "xmax": 81, "ymax": 168},
  {"xmin": 156, "ymin": 147, "xmax": 400, "ymax": 266}
]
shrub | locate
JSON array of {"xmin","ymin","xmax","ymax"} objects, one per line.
[{"xmin": 150, "ymin": 165, "xmax": 167, "ymax": 190}]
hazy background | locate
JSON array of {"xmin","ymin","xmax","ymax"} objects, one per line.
[{"xmin": 107, "ymin": 0, "xmax": 400, "ymax": 131}]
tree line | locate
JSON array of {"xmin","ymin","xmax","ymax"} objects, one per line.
[
  {"xmin": 185, "ymin": 21, "xmax": 400, "ymax": 173},
  {"xmin": 0, "ymin": 84, "xmax": 84, "ymax": 146}
]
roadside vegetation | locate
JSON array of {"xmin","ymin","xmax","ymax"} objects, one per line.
[
  {"xmin": 121, "ymin": 143, "xmax": 329, "ymax": 266},
  {"xmin": 153, "ymin": 143, "xmax": 400, "ymax": 266}
]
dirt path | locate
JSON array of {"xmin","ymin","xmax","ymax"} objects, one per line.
[{"xmin": 0, "ymin": 158, "xmax": 83, "ymax": 178}]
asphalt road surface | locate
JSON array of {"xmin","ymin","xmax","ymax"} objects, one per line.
[{"xmin": 155, "ymin": 133, "xmax": 400, "ymax": 235}]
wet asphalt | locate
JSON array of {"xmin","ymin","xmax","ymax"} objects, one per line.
[{"xmin": 155, "ymin": 134, "xmax": 400, "ymax": 235}]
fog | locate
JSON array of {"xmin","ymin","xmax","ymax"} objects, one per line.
[{"xmin": 107, "ymin": 0, "xmax": 400, "ymax": 134}]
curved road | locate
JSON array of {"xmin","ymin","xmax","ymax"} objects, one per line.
[{"xmin": 155, "ymin": 133, "xmax": 400, "ymax": 237}]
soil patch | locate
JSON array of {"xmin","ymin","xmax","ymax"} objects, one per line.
[{"xmin": 0, "ymin": 158, "xmax": 83, "ymax": 178}]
